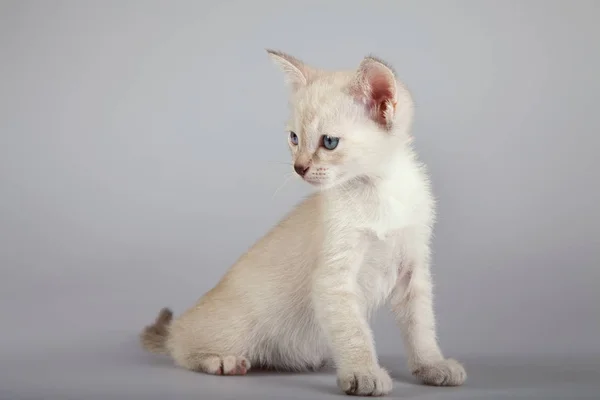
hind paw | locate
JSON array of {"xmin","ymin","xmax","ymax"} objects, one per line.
[{"xmin": 204, "ymin": 355, "xmax": 251, "ymax": 376}]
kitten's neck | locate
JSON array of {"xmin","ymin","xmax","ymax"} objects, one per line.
[
  {"xmin": 320, "ymin": 146, "xmax": 425, "ymax": 237},
  {"xmin": 356, "ymin": 145, "xmax": 416, "ymax": 184},
  {"xmin": 325, "ymin": 146, "xmax": 419, "ymax": 202}
]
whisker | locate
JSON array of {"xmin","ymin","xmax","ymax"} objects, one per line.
[{"xmin": 271, "ymin": 173, "xmax": 295, "ymax": 200}]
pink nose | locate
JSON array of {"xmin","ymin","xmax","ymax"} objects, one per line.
[{"xmin": 294, "ymin": 164, "xmax": 310, "ymax": 177}]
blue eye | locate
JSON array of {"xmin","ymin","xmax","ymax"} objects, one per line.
[
  {"xmin": 322, "ymin": 135, "xmax": 340, "ymax": 150},
  {"xmin": 290, "ymin": 131, "xmax": 299, "ymax": 145}
]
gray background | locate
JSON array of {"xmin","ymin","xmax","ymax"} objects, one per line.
[{"xmin": 1, "ymin": 1, "xmax": 599, "ymax": 399}]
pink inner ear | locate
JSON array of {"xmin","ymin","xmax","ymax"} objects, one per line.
[
  {"xmin": 365, "ymin": 70, "xmax": 397, "ymax": 128},
  {"xmin": 370, "ymin": 73, "xmax": 395, "ymax": 105},
  {"xmin": 351, "ymin": 62, "xmax": 397, "ymax": 129}
]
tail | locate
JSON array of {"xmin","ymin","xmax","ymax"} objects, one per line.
[{"xmin": 140, "ymin": 307, "xmax": 173, "ymax": 354}]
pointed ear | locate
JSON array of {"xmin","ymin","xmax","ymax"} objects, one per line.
[
  {"xmin": 349, "ymin": 55, "xmax": 398, "ymax": 130},
  {"xmin": 266, "ymin": 49, "xmax": 316, "ymax": 92}
]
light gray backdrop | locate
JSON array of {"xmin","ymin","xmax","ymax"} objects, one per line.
[{"xmin": 1, "ymin": 1, "xmax": 599, "ymax": 399}]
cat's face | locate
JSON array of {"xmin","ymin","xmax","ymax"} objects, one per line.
[{"xmin": 268, "ymin": 50, "xmax": 414, "ymax": 190}]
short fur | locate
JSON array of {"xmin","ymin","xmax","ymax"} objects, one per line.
[{"xmin": 140, "ymin": 50, "xmax": 466, "ymax": 395}]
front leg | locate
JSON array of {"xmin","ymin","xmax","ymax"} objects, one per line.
[
  {"xmin": 312, "ymin": 234, "xmax": 392, "ymax": 397},
  {"xmin": 389, "ymin": 253, "xmax": 466, "ymax": 387}
]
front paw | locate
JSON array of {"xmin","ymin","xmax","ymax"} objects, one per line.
[
  {"xmin": 337, "ymin": 366, "xmax": 393, "ymax": 396},
  {"xmin": 412, "ymin": 358, "xmax": 466, "ymax": 386}
]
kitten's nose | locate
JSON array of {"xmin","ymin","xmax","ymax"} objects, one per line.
[{"xmin": 294, "ymin": 163, "xmax": 310, "ymax": 177}]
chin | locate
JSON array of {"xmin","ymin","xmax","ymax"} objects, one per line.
[
  {"xmin": 305, "ymin": 178, "xmax": 333, "ymax": 190},
  {"xmin": 307, "ymin": 177, "xmax": 349, "ymax": 191},
  {"xmin": 302, "ymin": 171, "xmax": 358, "ymax": 190}
]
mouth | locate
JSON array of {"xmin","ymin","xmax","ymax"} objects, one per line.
[
  {"xmin": 303, "ymin": 177, "xmax": 324, "ymax": 186},
  {"xmin": 304, "ymin": 176, "xmax": 341, "ymax": 190},
  {"xmin": 304, "ymin": 172, "xmax": 354, "ymax": 190},
  {"xmin": 302, "ymin": 174, "xmax": 330, "ymax": 186}
]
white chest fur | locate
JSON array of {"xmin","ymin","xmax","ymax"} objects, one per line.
[
  {"xmin": 327, "ymin": 174, "xmax": 427, "ymax": 239},
  {"xmin": 321, "ymin": 163, "xmax": 432, "ymax": 311}
]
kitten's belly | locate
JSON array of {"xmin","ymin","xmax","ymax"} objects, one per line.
[{"xmin": 357, "ymin": 232, "xmax": 403, "ymax": 310}]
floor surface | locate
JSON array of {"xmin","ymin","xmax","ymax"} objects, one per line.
[{"xmin": 2, "ymin": 334, "xmax": 598, "ymax": 400}]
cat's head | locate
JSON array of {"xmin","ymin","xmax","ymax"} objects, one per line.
[{"xmin": 267, "ymin": 50, "xmax": 414, "ymax": 189}]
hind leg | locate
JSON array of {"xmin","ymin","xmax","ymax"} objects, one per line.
[
  {"xmin": 166, "ymin": 293, "xmax": 254, "ymax": 376},
  {"xmin": 176, "ymin": 353, "xmax": 251, "ymax": 376}
]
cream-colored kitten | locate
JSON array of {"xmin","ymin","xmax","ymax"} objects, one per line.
[{"xmin": 140, "ymin": 50, "xmax": 466, "ymax": 396}]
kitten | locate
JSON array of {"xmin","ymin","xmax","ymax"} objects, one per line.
[{"xmin": 140, "ymin": 50, "xmax": 466, "ymax": 396}]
